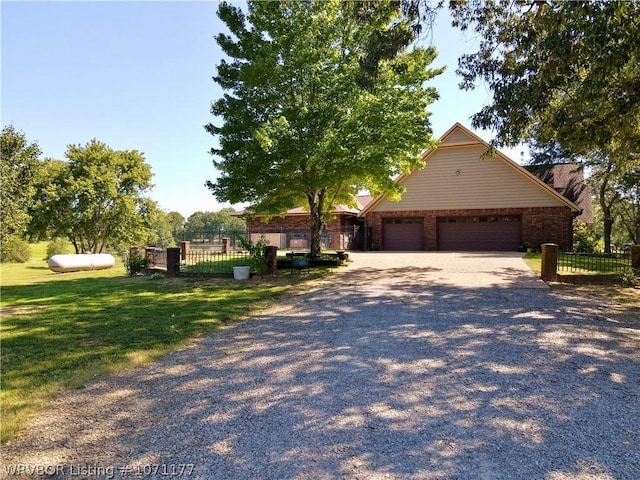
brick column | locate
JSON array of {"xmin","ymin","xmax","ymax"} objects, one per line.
[
  {"xmin": 166, "ymin": 247, "xmax": 181, "ymax": 277},
  {"xmin": 265, "ymin": 246, "xmax": 278, "ymax": 275},
  {"xmin": 222, "ymin": 237, "xmax": 230, "ymax": 255},
  {"xmin": 541, "ymin": 243, "xmax": 558, "ymax": 282},
  {"xmin": 631, "ymin": 245, "xmax": 640, "ymax": 272},
  {"xmin": 144, "ymin": 247, "xmax": 155, "ymax": 268},
  {"xmin": 181, "ymin": 241, "xmax": 190, "ymax": 261}
]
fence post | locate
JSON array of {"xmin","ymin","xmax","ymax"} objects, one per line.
[
  {"xmin": 541, "ymin": 243, "xmax": 558, "ymax": 282},
  {"xmin": 632, "ymin": 245, "xmax": 640, "ymax": 272},
  {"xmin": 222, "ymin": 237, "xmax": 230, "ymax": 255},
  {"xmin": 181, "ymin": 241, "xmax": 190, "ymax": 261},
  {"xmin": 144, "ymin": 247, "xmax": 155, "ymax": 268},
  {"xmin": 166, "ymin": 247, "xmax": 181, "ymax": 277},
  {"xmin": 265, "ymin": 246, "xmax": 278, "ymax": 275}
]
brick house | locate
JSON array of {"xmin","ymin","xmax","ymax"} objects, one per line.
[
  {"xmin": 358, "ymin": 123, "xmax": 581, "ymax": 251},
  {"xmin": 244, "ymin": 198, "xmax": 370, "ymax": 250},
  {"xmin": 242, "ymin": 123, "xmax": 581, "ymax": 251}
]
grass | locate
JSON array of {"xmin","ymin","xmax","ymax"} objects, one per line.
[
  {"xmin": 523, "ymin": 252, "xmax": 632, "ymax": 275},
  {"xmin": 0, "ymin": 243, "xmax": 333, "ymax": 442}
]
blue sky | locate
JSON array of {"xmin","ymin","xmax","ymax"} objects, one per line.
[{"xmin": 2, "ymin": 1, "xmax": 525, "ymax": 219}]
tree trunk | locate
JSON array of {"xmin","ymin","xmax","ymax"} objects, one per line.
[
  {"xmin": 602, "ymin": 209, "xmax": 613, "ymax": 254},
  {"xmin": 307, "ymin": 188, "xmax": 326, "ymax": 260},
  {"xmin": 598, "ymin": 161, "xmax": 618, "ymax": 254}
]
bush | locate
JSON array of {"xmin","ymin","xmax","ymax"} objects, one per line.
[
  {"xmin": 239, "ymin": 235, "xmax": 269, "ymax": 275},
  {"xmin": 46, "ymin": 238, "xmax": 70, "ymax": 259},
  {"xmin": 124, "ymin": 249, "xmax": 150, "ymax": 276},
  {"xmin": 0, "ymin": 236, "xmax": 32, "ymax": 263},
  {"xmin": 573, "ymin": 220, "xmax": 601, "ymax": 253},
  {"xmin": 619, "ymin": 270, "xmax": 640, "ymax": 287}
]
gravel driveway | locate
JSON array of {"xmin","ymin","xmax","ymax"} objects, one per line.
[{"xmin": 3, "ymin": 253, "xmax": 639, "ymax": 479}]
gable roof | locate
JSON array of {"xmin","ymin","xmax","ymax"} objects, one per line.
[
  {"xmin": 359, "ymin": 123, "xmax": 581, "ymax": 216},
  {"xmin": 525, "ymin": 163, "xmax": 593, "ymax": 223}
]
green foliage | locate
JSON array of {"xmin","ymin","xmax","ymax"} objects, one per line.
[
  {"xmin": 572, "ymin": 220, "xmax": 601, "ymax": 254},
  {"xmin": 0, "ymin": 235, "xmax": 32, "ymax": 263},
  {"xmin": 166, "ymin": 211, "xmax": 186, "ymax": 243},
  {"xmin": 0, "ymin": 126, "xmax": 41, "ymax": 248},
  {"xmin": 617, "ymin": 167, "xmax": 640, "ymax": 244},
  {"xmin": 45, "ymin": 237, "xmax": 70, "ymax": 259},
  {"xmin": 239, "ymin": 234, "xmax": 269, "ymax": 275},
  {"xmin": 207, "ymin": 0, "xmax": 442, "ymax": 257},
  {"xmin": 619, "ymin": 270, "xmax": 640, "ymax": 288},
  {"xmin": 183, "ymin": 209, "xmax": 245, "ymax": 240},
  {"xmin": 124, "ymin": 249, "xmax": 150, "ymax": 276},
  {"xmin": 144, "ymin": 206, "xmax": 180, "ymax": 248},
  {"xmin": 29, "ymin": 139, "xmax": 155, "ymax": 254},
  {"xmin": 450, "ymin": 1, "xmax": 640, "ymax": 163}
]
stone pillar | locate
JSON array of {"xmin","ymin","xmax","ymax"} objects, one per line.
[
  {"xmin": 631, "ymin": 245, "xmax": 640, "ymax": 272},
  {"xmin": 222, "ymin": 237, "xmax": 230, "ymax": 255},
  {"xmin": 144, "ymin": 247, "xmax": 155, "ymax": 267},
  {"xmin": 166, "ymin": 247, "xmax": 181, "ymax": 277},
  {"xmin": 181, "ymin": 241, "xmax": 190, "ymax": 261},
  {"xmin": 541, "ymin": 243, "xmax": 558, "ymax": 282},
  {"xmin": 265, "ymin": 246, "xmax": 278, "ymax": 275}
]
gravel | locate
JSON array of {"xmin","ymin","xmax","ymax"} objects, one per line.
[{"xmin": 2, "ymin": 253, "xmax": 639, "ymax": 480}]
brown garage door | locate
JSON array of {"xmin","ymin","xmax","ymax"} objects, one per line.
[
  {"xmin": 383, "ymin": 218, "xmax": 424, "ymax": 251},
  {"xmin": 438, "ymin": 216, "xmax": 521, "ymax": 251}
]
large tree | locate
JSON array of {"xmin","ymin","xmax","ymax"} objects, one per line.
[
  {"xmin": 449, "ymin": 0, "xmax": 640, "ymax": 162},
  {"xmin": 30, "ymin": 140, "xmax": 155, "ymax": 253},
  {"xmin": 0, "ymin": 126, "xmax": 41, "ymax": 248},
  {"xmin": 617, "ymin": 168, "xmax": 640, "ymax": 244},
  {"xmin": 206, "ymin": 0, "xmax": 442, "ymax": 257}
]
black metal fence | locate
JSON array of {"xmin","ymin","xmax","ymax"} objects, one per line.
[
  {"xmin": 558, "ymin": 247, "xmax": 632, "ymax": 274},
  {"xmin": 180, "ymin": 250, "xmax": 251, "ymax": 275},
  {"xmin": 181, "ymin": 231, "xmax": 244, "ymax": 252}
]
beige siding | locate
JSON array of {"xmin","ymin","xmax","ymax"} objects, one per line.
[
  {"xmin": 440, "ymin": 128, "xmax": 479, "ymax": 146},
  {"xmin": 372, "ymin": 145, "xmax": 567, "ymax": 212}
]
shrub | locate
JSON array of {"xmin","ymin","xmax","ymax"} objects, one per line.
[
  {"xmin": 124, "ymin": 249, "xmax": 149, "ymax": 276},
  {"xmin": 239, "ymin": 235, "xmax": 269, "ymax": 275},
  {"xmin": 46, "ymin": 238, "xmax": 70, "ymax": 259},
  {"xmin": 0, "ymin": 236, "xmax": 32, "ymax": 263},
  {"xmin": 573, "ymin": 220, "xmax": 601, "ymax": 253},
  {"xmin": 619, "ymin": 270, "xmax": 640, "ymax": 287}
]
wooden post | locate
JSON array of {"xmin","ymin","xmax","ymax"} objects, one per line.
[
  {"xmin": 631, "ymin": 245, "xmax": 640, "ymax": 272},
  {"xmin": 181, "ymin": 241, "xmax": 190, "ymax": 261},
  {"xmin": 222, "ymin": 237, "xmax": 230, "ymax": 255},
  {"xmin": 265, "ymin": 246, "xmax": 278, "ymax": 275},
  {"xmin": 541, "ymin": 243, "xmax": 559, "ymax": 282},
  {"xmin": 166, "ymin": 247, "xmax": 181, "ymax": 277}
]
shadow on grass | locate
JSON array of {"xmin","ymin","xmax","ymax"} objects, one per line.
[
  {"xmin": 0, "ymin": 274, "xmax": 294, "ymax": 440},
  {"xmin": 2, "ymin": 271, "xmax": 639, "ymax": 478}
]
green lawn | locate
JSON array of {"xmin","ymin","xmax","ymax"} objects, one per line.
[
  {"xmin": 0, "ymin": 243, "xmax": 328, "ymax": 442},
  {"xmin": 523, "ymin": 252, "xmax": 632, "ymax": 275}
]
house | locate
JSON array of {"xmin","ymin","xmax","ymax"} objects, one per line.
[
  {"xmin": 243, "ymin": 122, "xmax": 582, "ymax": 251},
  {"xmin": 243, "ymin": 196, "xmax": 371, "ymax": 250},
  {"xmin": 358, "ymin": 123, "xmax": 581, "ymax": 251}
]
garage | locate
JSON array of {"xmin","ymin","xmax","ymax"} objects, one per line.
[
  {"xmin": 383, "ymin": 218, "xmax": 424, "ymax": 251},
  {"xmin": 437, "ymin": 216, "xmax": 521, "ymax": 251}
]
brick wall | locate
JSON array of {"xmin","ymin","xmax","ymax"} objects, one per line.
[
  {"xmin": 246, "ymin": 213, "xmax": 362, "ymax": 250},
  {"xmin": 366, "ymin": 207, "xmax": 573, "ymax": 251}
]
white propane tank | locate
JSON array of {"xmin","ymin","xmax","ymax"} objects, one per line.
[{"xmin": 48, "ymin": 254, "xmax": 115, "ymax": 273}]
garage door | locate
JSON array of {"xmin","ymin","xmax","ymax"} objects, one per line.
[
  {"xmin": 438, "ymin": 216, "xmax": 521, "ymax": 251},
  {"xmin": 383, "ymin": 218, "xmax": 424, "ymax": 251}
]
